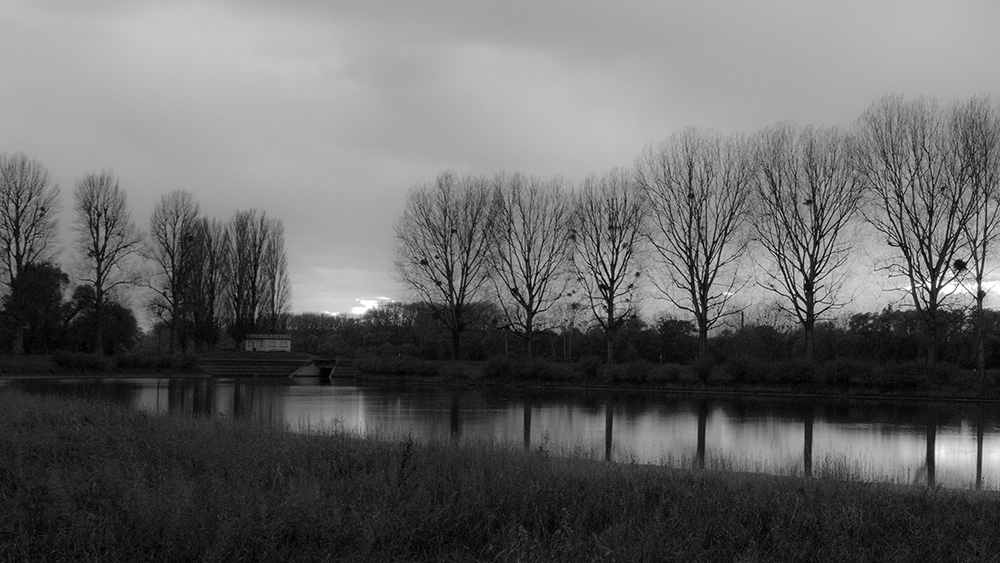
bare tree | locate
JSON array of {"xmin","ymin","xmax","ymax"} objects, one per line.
[
  {"xmin": 0, "ymin": 153, "xmax": 61, "ymax": 353},
  {"xmin": 572, "ymin": 168, "xmax": 645, "ymax": 364},
  {"xmin": 953, "ymin": 96, "xmax": 1000, "ymax": 377},
  {"xmin": 393, "ymin": 171, "xmax": 496, "ymax": 359},
  {"xmin": 187, "ymin": 217, "xmax": 227, "ymax": 350},
  {"xmin": 260, "ymin": 217, "xmax": 292, "ymax": 332},
  {"xmin": 145, "ymin": 190, "xmax": 199, "ymax": 352},
  {"xmin": 636, "ymin": 128, "xmax": 754, "ymax": 357},
  {"xmin": 224, "ymin": 209, "xmax": 271, "ymax": 345},
  {"xmin": 488, "ymin": 172, "xmax": 572, "ymax": 358},
  {"xmin": 73, "ymin": 171, "xmax": 143, "ymax": 355},
  {"xmin": 753, "ymin": 123, "xmax": 865, "ymax": 359},
  {"xmin": 858, "ymin": 95, "xmax": 978, "ymax": 364}
]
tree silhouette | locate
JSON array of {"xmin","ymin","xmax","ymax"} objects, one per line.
[
  {"xmin": 0, "ymin": 153, "xmax": 61, "ymax": 353},
  {"xmin": 753, "ymin": 123, "xmax": 864, "ymax": 359},
  {"xmin": 858, "ymin": 96, "xmax": 978, "ymax": 364},
  {"xmin": 488, "ymin": 172, "xmax": 572, "ymax": 358},
  {"xmin": 636, "ymin": 128, "xmax": 753, "ymax": 357},
  {"xmin": 572, "ymin": 168, "xmax": 645, "ymax": 364},
  {"xmin": 73, "ymin": 171, "xmax": 143, "ymax": 356},
  {"xmin": 393, "ymin": 171, "xmax": 496, "ymax": 359}
]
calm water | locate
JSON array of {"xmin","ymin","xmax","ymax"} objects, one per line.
[{"xmin": 5, "ymin": 376, "xmax": 1000, "ymax": 490}]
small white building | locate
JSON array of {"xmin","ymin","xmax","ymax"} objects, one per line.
[{"xmin": 244, "ymin": 334, "xmax": 292, "ymax": 352}]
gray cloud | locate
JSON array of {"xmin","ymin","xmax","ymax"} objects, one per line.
[{"xmin": 2, "ymin": 0, "xmax": 1000, "ymax": 314}]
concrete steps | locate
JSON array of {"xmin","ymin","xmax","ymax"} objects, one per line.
[{"xmin": 198, "ymin": 353, "xmax": 321, "ymax": 378}]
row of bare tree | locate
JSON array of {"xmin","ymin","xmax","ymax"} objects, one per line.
[
  {"xmin": 144, "ymin": 193, "xmax": 292, "ymax": 352},
  {"xmin": 0, "ymin": 158, "xmax": 292, "ymax": 355},
  {"xmin": 394, "ymin": 95, "xmax": 1000, "ymax": 372}
]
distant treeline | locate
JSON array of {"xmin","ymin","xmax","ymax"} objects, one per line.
[{"xmin": 284, "ymin": 303, "xmax": 1000, "ymax": 370}]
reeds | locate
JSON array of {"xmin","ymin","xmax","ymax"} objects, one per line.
[{"xmin": 3, "ymin": 389, "xmax": 1000, "ymax": 562}]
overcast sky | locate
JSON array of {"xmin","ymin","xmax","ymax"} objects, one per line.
[{"xmin": 2, "ymin": 1, "xmax": 999, "ymax": 315}]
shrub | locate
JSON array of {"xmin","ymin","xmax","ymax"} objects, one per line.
[
  {"xmin": 174, "ymin": 354, "xmax": 200, "ymax": 372},
  {"xmin": 876, "ymin": 362, "xmax": 933, "ymax": 389},
  {"xmin": 518, "ymin": 360, "xmax": 553, "ymax": 381},
  {"xmin": 725, "ymin": 356, "xmax": 767, "ymax": 384},
  {"xmin": 354, "ymin": 353, "xmax": 403, "ymax": 374},
  {"xmin": 657, "ymin": 363, "xmax": 684, "ymax": 384},
  {"xmin": 603, "ymin": 364, "xmax": 624, "ymax": 383},
  {"xmin": 551, "ymin": 362, "xmax": 583, "ymax": 384},
  {"xmin": 925, "ymin": 362, "xmax": 958, "ymax": 385},
  {"xmin": 412, "ymin": 360, "xmax": 440, "ymax": 378},
  {"xmin": 483, "ymin": 357, "xmax": 512, "ymax": 379},
  {"xmin": 692, "ymin": 356, "xmax": 714, "ymax": 384},
  {"xmin": 816, "ymin": 358, "xmax": 873, "ymax": 386},
  {"xmin": 52, "ymin": 351, "xmax": 114, "ymax": 372},
  {"xmin": 606, "ymin": 360, "xmax": 653, "ymax": 384},
  {"xmin": 578, "ymin": 355, "xmax": 603, "ymax": 381},
  {"xmin": 112, "ymin": 353, "xmax": 198, "ymax": 373},
  {"xmin": 355, "ymin": 353, "xmax": 436, "ymax": 376},
  {"xmin": 437, "ymin": 362, "xmax": 466, "ymax": 379},
  {"xmin": 773, "ymin": 357, "xmax": 816, "ymax": 385},
  {"xmin": 110, "ymin": 353, "xmax": 154, "ymax": 371}
]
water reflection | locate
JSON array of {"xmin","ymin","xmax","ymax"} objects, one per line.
[{"xmin": 4, "ymin": 377, "xmax": 1000, "ymax": 490}]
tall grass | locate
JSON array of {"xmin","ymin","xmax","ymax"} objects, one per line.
[{"xmin": 3, "ymin": 390, "xmax": 1000, "ymax": 561}]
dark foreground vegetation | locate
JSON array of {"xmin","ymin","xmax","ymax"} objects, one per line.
[{"xmin": 4, "ymin": 391, "xmax": 1000, "ymax": 562}]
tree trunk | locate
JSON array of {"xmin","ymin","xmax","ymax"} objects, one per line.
[
  {"xmin": 924, "ymin": 309, "xmax": 938, "ymax": 366},
  {"xmin": 976, "ymin": 293, "xmax": 986, "ymax": 379},
  {"xmin": 606, "ymin": 332, "xmax": 615, "ymax": 364},
  {"xmin": 803, "ymin": 321, "xmax": 815, "ymax": 361},
  {"xmin": 978, "ymin": 337, "xmax": 986, "ymax": 379},
  {"xmin": 804, "ymin": 290, "xmax": 815, "ymax": 361},
  {"xmin": 696, "ymin": 308, "xmax": 709, "ymax": 358},
  {"xmin": 606, "ymin": 302, "xmax": 616, "ymax": 364},
  {"xmin": 451, "ymin": 330, "xmax": 461, "ymax": 360},
  {"xmin": 95, "ymin": 299, "xmax": 105, "ymax": 357}
]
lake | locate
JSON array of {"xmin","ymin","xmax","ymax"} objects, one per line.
[{"xmin": 5, "ymin": 376, "xmax": 999, "ymax": 489}]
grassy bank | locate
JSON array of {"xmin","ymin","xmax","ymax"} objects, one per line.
[
  {"xmin": 3, "ymin": 392, "xmax": 1000, "ymax": 561},
  {"xmin": 8, "ymin": 351, "xmax": 1000, "ymax": 401},
  {"xmin": 352, "ymin": 354, "xmax": 1000, "ymax": 400},
  {"xmin": 0, "ymin": 352, "xmax": 204, "ymax": 377}
]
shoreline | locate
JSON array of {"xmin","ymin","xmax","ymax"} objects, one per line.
[
  {"xmin": 5, "ymin": 352, "xmax": 1000, "ymax": 403},
  {"xmin": 5, "ymin": 370, "xmax": 1000, "ymax": 405}
]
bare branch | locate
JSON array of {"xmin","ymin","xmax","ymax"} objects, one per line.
[
  {"xmin": 393, "ymin": 171, "xmax": 497, "ymax": 359},
  {"xmin": 752, "ymin": 122, "xmax": 865, "ymax": 358},
  {"xmin": 73, "ymin": 171, "xmax": 144, "ymax": 355},
  {"xmin": 572, "ymin": 168, "xmax": 645, "ymax": 363},
  {"xmin": 857, "ymin": 95, "xmax": 979, "ymax": 363},
  {"xmin": 636, "ymin": 127, "xmax": 754, "ymax": 356},
  {"xmin": 487, "ymin": 172, "xmax": 572, "ymax": 358},
  {"xmin": 144, "ymin": 190, "xmax": 199, "ymax": 352}
]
